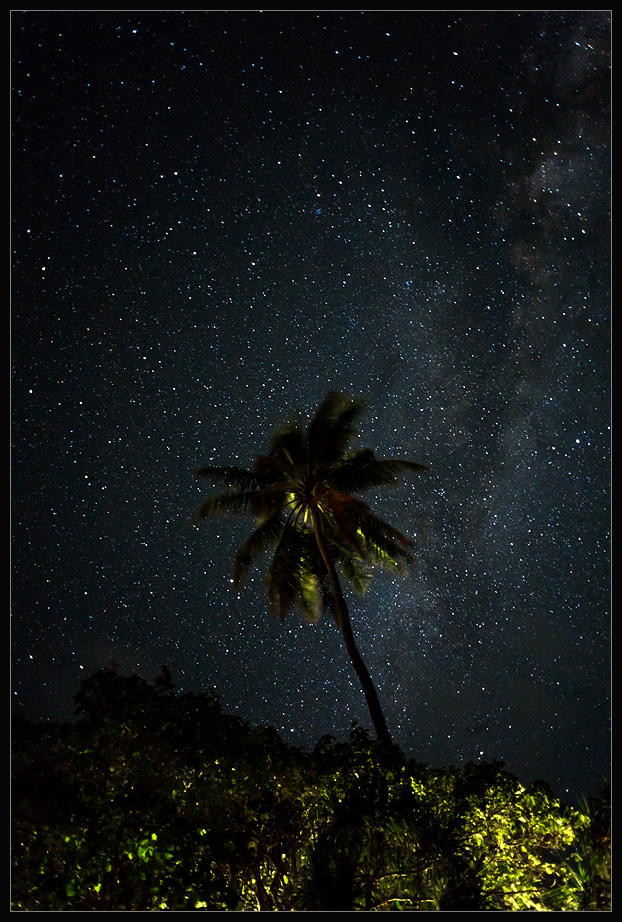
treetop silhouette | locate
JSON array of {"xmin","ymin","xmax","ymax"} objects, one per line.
[{"xmin": 192, "ymin": 390, "xmax": 429, "ymax": 745}]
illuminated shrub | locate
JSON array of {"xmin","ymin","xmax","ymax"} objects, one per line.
[{"xmin": 11, "ymin": 669, "xmax": 609, "ymax": 911}]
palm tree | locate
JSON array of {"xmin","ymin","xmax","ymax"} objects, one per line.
[{"xmin": 192, "ymin": 391, "xmax": 428, "ymax": 746}]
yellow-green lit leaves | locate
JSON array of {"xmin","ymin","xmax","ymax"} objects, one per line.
[{"xmin": 12, "ymin": 674, "xmax": 609, "ymax": 912}]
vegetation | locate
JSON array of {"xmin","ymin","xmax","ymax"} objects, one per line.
[
  {"xmin": 13, "ymin": 395, "xmax": 609, "ymax": 910},
  {"xmin": 11, "ymin": 668, "xmax": 610, "ymax": 911},
  {"xmin": 193, "ymin": 390, "xmax": 429, "ymax": 745}
]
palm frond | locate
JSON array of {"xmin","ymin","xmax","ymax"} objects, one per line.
[
  {"xmin": 324, "ymin": 534, "xmax": 373, "ymax": 596},
  {"xmin": 194, "ymin": 466, "xmax": 260, "ymax": 491},
  {"xmin": 192, "ymin": 491, "xmax": 255, "ymax": 522},
  {"xmin": 351, "ymin": 511, "xmax": 414, "ymax": 572},
  {"xmin": 354, "ymin": 507, "xmax": 413, "ymax": 550},
  {"xmin": 232, "ymin": 508, "xmax": 286, "ymax": 587},
  {"xmin": 317, "ymin": 493, "xmax": 371, "ymax": 558},
  {"xmin": 330, "ymin": 450, "xmax": 430, "ymax": 493},
  {"xmin": 247, "ymin": 486, "xmax": 291, "ymax": 520},
  {"xmin": 265, "ymin": 427, "xmax": 309, "ymax": 478},
  {"xmin": 308, "ymin": 391, "xmax": 365, "ymax": 467},
  {"xmin": 267, "ymin": 526, "xmax": 322, "ymax": 622},
  {"xmin": 321, "ymin": 499, "xmax": 414, "ymax": 573}
]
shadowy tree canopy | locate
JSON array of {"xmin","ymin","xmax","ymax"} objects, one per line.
[{"xmin": 11, "ymin": 668, "xmax": 610, "ymax": 911}]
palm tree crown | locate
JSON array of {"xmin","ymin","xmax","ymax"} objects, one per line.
[{"xmin": 193, "ymin": 391, "xmax": 428, "ymax": 745}]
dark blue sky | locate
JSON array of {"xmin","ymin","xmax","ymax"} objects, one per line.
[{"xmin": 12, "ymin": 10, "xmax": 610, "ymax": 802}]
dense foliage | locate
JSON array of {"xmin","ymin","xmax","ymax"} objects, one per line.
[{"xmin": 12, "ymin": 668, "xmax": 610, "ymax": 911}]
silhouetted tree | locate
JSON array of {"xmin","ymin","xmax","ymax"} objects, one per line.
[{"xmin": 193, "ymin": 391, "xmax": 428, "ymax": 745}]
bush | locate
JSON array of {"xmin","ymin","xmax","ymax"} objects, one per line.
[{"xmin": 11, "ymin": 668, "xmax": 610, "ymax": 911}]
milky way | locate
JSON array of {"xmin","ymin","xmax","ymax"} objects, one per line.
[{"xmin": 12, "ymin": 10, "xmax": 610, "ymax": 801}]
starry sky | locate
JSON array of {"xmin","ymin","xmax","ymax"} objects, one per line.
[{"xmin": 12, "ymin": 10, "xmax": 610, "ymax": 802}]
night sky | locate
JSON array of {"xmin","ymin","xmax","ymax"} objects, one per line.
[{"xmin": 12, "ymin": 10, "xmax": 610, "ymax": 802}]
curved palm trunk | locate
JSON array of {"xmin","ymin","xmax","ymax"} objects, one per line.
[{"xmin": 310, "ymin": 508, "xmax": 393, "ymax": 747}]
